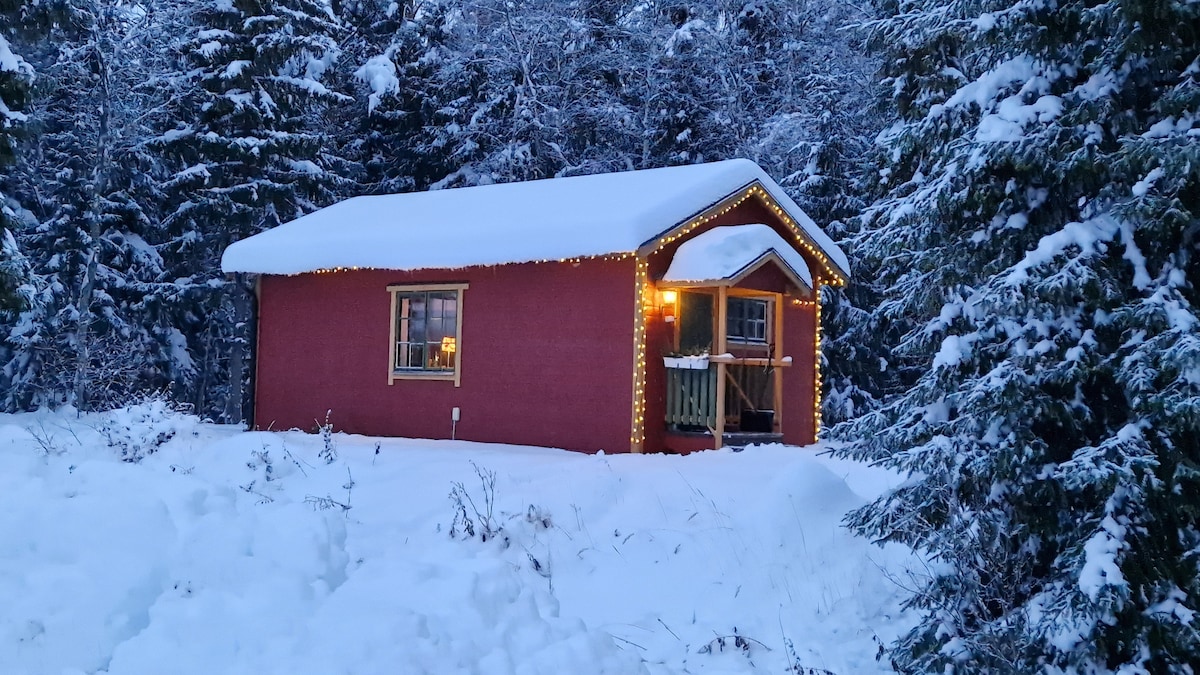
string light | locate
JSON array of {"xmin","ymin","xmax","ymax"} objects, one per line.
[
  {"xmin": 306, "ymin": 252, "xmax": 639, "ymax": 276},
  {"xmin": 305, "ymin": 185, "xmax": 846, "ymax": 287},
  {"xmin": 644, "ymin": 183, "xmax": 847, "ymax": 287},
  {"xmin": 629, "ymin": 258, "xmax": 649, "ymax": 451},
  {"xmin": 813, "ymin": 291, "xmax": 823, "ymax": 441},
  {"xmin": 302, "ymin": 182, "xmax": 846, "ymax": 452}
]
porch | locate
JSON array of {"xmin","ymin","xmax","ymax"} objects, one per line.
[
  {"xmin": 659, "ymin": 284, "xmax": 796, "ymax": 450},
  {"xmin": 638, "ymin": 222, "xmax": 825, "ymax": 453}
]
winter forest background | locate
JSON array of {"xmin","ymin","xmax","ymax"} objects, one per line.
[
  {"xmin": 0, "ymin": 0, "xmax": 879, "ymax": 419},
  {"xmin": 1, "ymin": 0, "xmax": 1199, "ymax": 672}
]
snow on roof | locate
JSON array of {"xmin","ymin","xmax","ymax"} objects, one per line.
[
  {"xmin": 662, "ymin": 224, "xmax": 813, "ymax": 289},
  {"xmin": 221, "ymin": 159, "xmax": 849, "ymax": 278}
]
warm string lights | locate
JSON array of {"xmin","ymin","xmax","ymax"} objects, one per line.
[
  {"xmin": 813, "ymin": 293, "xmax": 823, "ymax": 440},
  {"xmin": 648, "ymin": 190, "xmax": 757, "ymax": 250},
  {"xmin": 305, "ymin": 181, "xmax": 845, "ymax": 452},
  {"xmin": 643, "ymin": 183, "xmax": 847, "ymax": 288},
  {"xmin": 629, "ymin": 258, "xmax": 649, "ymax": 452},
  {"xmin": 747, "ymin": 185, "xmax": 847, "ymax": 287},
  {"xmin": 307, "ymin": 252, "xmax": 639, "ymax": 276}
]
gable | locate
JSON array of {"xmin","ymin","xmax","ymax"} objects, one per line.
[{"xmin": 660, "ymin": 224, "xmax": 813, "ymax": 292}]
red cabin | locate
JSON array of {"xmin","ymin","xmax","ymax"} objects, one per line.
[{"xmin": 222, "ymin": 159, "xmax": 849, "ymax": 453}]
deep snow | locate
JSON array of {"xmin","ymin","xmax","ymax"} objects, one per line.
[
  {"xmin": 219, "ymin": 158, "xmax": 850, "ymax": 277},
  {"xmin": 1, "ymin": 406, "xmax": 915, "ymax": 675},
  {"xmin": 662, "ymin": 224, "xmax": 814, "ymax": 287}
]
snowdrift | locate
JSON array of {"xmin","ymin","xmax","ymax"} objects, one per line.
[{"xmin": 0, "ymin": 407, "xmax": 914, "ymax": 674}]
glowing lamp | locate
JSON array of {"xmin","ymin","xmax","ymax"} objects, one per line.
[
  {"xmin": 441, "ymin": 336, "xmax": 457, "ymax": 353},
  {"xmin": 658, "ymin": 289, "xmax": 678, "ymax": 322}
]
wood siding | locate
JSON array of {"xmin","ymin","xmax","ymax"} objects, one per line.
[{"xmin": 255, "ymin": 257, "xmax": 637, "ymax": 453}]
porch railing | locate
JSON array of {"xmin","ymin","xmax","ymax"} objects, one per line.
[
  {"xmin": 665, "ymin": 360, "xmax": 781, "ymax": 432},
  {"xmin": 665, "ymin": 365, "xmax": 718, "ymax": 429}
]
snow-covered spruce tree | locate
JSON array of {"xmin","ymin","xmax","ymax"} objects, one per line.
[
  {"xmin": 728, "ymin": 0, "xmax": 888, "ymax": 425},
  {"xmin": 0, "ymin": 0, "xmax": 33, "ymax": 311},
  {"xmin": 833, "ymin": 0, "xmax": 1199, "ymax": 672},
  {"xmin": 155, "ymin": 0, "xmax": 346, "ymax": 419},
  {"xmin": 330, "ymin": 0, "xmax": 473, "ymax": 193},
  {"xmin": 0, "ymin": 0, "xmax": 185, "ymax": 410}
]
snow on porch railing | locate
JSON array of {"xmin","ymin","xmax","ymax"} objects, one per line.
[{"xmin": 665, "ymin": 363, "xmax": 718, "ymax": 429}]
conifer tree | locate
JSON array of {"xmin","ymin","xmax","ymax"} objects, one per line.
[
  {"xmin": 0, "ymin": 0, "xmax": 181, "ymax": 410},
  {"xmin": 0, "ymin": 1, "xmax": 33, "ymax": 311},
  {"xmin": 834, "ymin": 0, "xmax": 1199, "ymax": 671},
  {"xmin": 156, "ymin": 0, "xmax": 346, "ymax": 418}
]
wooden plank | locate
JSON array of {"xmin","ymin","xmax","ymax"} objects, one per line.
[
  {"xmin": 454, "ymin": 288, "xmax": 465, "ymax": 388},
  {"xmin": 717, "ymin": 286, "xmax": 728, "ymax": 354},
  {"xmin": 387, "ymin": 289, "xmax": 398, "ymax": 385},
  {"xmin": 672, "ymin": 365, "xmax": 681, "ymax": 422},
  {"xmin": 700, "ymin": 365, "xmax": 710, "ymax": 422},
  {"xmin": 707, "ymin": 356, "xmax": 793, "ymax": 367},
  {"xmin": 678, "ymin": 370, "xmax": 686, "ymax": 425},
  {"xmin": 726, "ymin": 367, "xmax": 756, "ymax": 410},
  {"xmin": 714, "ymin": 363, "xmax": 726, "ymax": 445},
  {"xmin": 715, "ymin": 286, "xmax": 728, "ymax": 449},
  {"xmin": 774, "ymin": 293, "xmax": 784, "ymax": 434}
]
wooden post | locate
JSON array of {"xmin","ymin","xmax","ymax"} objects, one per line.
[
  {"xmin": 714, "ymin": 286, "xmax": 728, "ymax": 449},
  {"xmin": 773, "ymin": 293, "xmax": 784, "ymax": 435}
]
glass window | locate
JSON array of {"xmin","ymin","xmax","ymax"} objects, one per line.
[
  {"xmin": 393, "ymin": 288, "xmax": 461, "ymax": 373},
  {"xmin": 727, "ymin": 297, "xmax": 768, "ymax": 343}
]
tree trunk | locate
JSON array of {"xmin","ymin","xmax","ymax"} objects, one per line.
[
  {"xmin": 73, "ymin": 20, "xmax": 114, "ymax": 412},
  {"xmin": 223, "ymin": 276, "xmax": 253, "ymax": 425}
]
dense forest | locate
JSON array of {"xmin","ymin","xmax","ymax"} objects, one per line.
[
  {"xmin": 0, "ymin": 0, "xmax": 879, "ymax": 419},
  {"xmin": 2, "ymin": 0, "xmax": 1198, "ymax": 672}
]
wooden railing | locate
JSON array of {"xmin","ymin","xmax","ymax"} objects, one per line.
[
  {"xmin": 665, "ymin": 358, "xmax": 789, "ymax": 432},
  {"xmin": 665, "ymin": 365, "xmax": 718, "ymax": 429}
]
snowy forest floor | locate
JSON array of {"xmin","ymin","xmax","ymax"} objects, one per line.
[{"xmin": 1, "ymin": 406, "xmax": 917, "ymax": 675}]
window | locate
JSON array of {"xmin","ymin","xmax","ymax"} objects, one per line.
[
  {"xmin": 727, "ymin": 297, "xmax": 768, "ymax": 343},
  {"xmin": 388, "ymin": 284, "xmax": 466, "ymax": 385}
]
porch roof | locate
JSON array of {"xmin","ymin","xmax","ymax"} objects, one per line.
[
  {"xmin": 660, "ymin": 224, "xmax": 813, "ymax": 291},
  {"xmin": 220, "ymin": 159, "xmax": 848, "ymax": 278}
]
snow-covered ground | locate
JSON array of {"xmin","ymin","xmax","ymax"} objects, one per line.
[{"xmin": 1, "ymin": 405, "xmax": 916, "ymax": 675}]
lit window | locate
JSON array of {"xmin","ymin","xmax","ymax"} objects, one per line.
[
  {"xmin": 388, "ymin": 284, "xmax": 466, "ymax": 385},
  {"xmin": 727, "ymin": 297, "xmax": 768, "ymax": 343}
]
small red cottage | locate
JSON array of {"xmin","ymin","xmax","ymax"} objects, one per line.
[{"xmin": 221, "ymin": 159, "xmax": 849, "ymax": 454}]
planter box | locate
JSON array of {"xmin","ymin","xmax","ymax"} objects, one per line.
[{"xmin": 663, "ymin": 355, "xmax": 710, "ymax": 370}]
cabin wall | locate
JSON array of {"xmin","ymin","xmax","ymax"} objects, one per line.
[
  {"xmin": 255, "ymin": 258, "xmax": 637, "ymax": 453},
  {"xmin": 782, "ymin": 302, "xmax": 818, "ymax": 446}
]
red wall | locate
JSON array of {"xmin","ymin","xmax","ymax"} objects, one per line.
[
  {"xmin": 642, "ymin": 197, "xmax": 821, "ymax": 453},
  {"xmin": 782, "ymin": 302, "xmax": 818, "ymax": 446},
  {"xmin": 255, "ymin": 258, "xmax": 637, "ymax": 453}
]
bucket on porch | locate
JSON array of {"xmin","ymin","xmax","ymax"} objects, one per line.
[{"xmin": 739, "ymin": 409, "xmax": 775, "ymax": 433}]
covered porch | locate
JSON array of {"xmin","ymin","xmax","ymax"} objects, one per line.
[{"xmin": 647, "ymin": 224, "xmax": 817, "ymax": 452}]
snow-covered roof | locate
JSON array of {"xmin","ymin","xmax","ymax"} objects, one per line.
[
  {"xmin": 662, "ymin": 224, "xmax": 813, "ymax": 290},
  {"xmin": 221, "ymin": 159, "xmax": 849, "ymax": 278}
]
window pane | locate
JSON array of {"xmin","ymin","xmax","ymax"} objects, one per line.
[
  {"xmin": 392, "ymin": 289, "xmax": 460, "ymax": 373},
  {"xmin": 727, "ymin": 298, "xmax": 768, "ymax": 342},
  {"xmin": 427, "ymin": 317, "xmax": 445, "ymax": 343},
  {"xmin": 428, "ymin": 342, "xmax": 450, "ymax": 370},
  {"xmin": 429, "ymin": 292, "xmax": 455, "ymax": 320},
  {"xmin": 409, "ymin": 294, "xmax": 427, "ymax": 320},
  {"xmin": 408, "ymin": 342, "xmax": 425, "ymax": 369}
]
